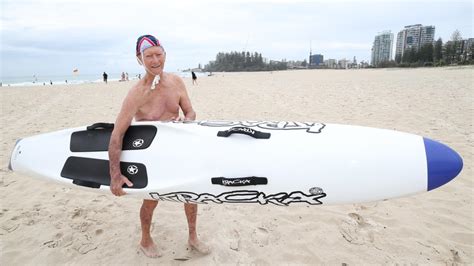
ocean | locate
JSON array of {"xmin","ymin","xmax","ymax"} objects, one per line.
[{"xmin": 0, "ymin": 71, "xmax": 209, "ymax": 87}]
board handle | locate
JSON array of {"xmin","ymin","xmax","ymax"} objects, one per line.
[
  {"xmin": 211, "ymin": 176, "xmax": 268, "ymax": 186},
  {"xmin": 87, "ymin": 122, "xmax": 114, "ymax": 130},
  {"xmin": 217, "ymin": 127, "xmax": 271, "ymax": 139}
]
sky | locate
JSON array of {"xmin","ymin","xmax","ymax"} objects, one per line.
[{"xmin": 1, "ymin": 0, "xmax": 472, "ymax": 78}]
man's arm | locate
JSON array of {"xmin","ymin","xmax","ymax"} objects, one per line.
[
  {"xmin": 177, "ymin": 77, "xmax": 196, "ymax": 120},
  {"xmin": 108, "ymin": 90, "xmax": 139, "ymax": 196}
]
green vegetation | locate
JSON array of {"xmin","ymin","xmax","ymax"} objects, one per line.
[
  {"xmin": 204, "ymin": 51, "xmax": 287, "ymax": 72},
  {"xmin": 389, "ymin": 30, "xmax": 474, "ymax": 68}
]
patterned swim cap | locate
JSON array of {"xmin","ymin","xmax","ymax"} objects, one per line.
[{"xmin": 136, "ymin": 35, "xmax": 163, "ymax": 55}]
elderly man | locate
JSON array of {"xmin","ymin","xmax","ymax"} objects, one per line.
[{"xmin": 108, "ymin": 34, "xmax": 210, "ymax": 258}]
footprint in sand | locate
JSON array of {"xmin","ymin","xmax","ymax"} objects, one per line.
[
  {"xmin": 70, "ymin": 233, "xmax": 98, "ymax": 254},
  {"xmin": 0, "ymin": 208, "xmax": 8, "ymax": 218},
  {"xmin": 450, "ymin": 249, "xmax": 462, "ymax": 264},
  {"xmin": 348, "ymin": 213, "xmax": 369, "ymax": 227},
  {"xmin": 74, "ymin": 242, "xmax": 98, "ymax": 254},
  {"xmin": 43, "ymin": 240, "xmax": 60, "ymax": 248},
  {"xmin": 71, "ymin": 208, "xmax": 83, "ymax": 219},
  {"xmin": 339, "ymin": 212, "xmax": 377, "ymax": 245},
  {"xmin": 1, "ymin": 220, "xmax": 20, "ymax": 233},
  {"xmin": 251, "ymin": 227, "xmax": 269, "ymax": 247},
  {"xmin": 230, "ymin": 229, "xmax": 241, "ymax": 251},
  {"xmin": 43, "ymin": 232, "xmax": 66, "ymax": 248}
]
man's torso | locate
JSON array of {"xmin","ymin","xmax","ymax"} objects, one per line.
[{"xmin": 135, "ymin": 74, "xmax": 181, "ymax": 122}]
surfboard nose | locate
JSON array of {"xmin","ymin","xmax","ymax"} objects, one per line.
[{"xmin": 424, "ymin": 137, "xmax": 463, "ymax": 191}]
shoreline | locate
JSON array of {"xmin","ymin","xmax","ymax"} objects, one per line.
[
  {"xmin": 3, "ymin": 65, "xmax": 473, "ymax": 88},
  {"xmin": 0, "ymin": 72, "xmax": 211, "ymax": 88}
]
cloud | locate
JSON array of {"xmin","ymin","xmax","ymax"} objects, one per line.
[{"xmin": 1, "ymin": 0, "xmax": 472, "ymax": 77}]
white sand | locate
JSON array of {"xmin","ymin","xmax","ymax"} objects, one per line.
[{"xmin": 1, "ymin": 67, "xmax": 472, "ymax": 265}]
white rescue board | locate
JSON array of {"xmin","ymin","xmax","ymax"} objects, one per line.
[{"xmin": 9, "ymin": 121, "xmax": 463, "ymax": 206}]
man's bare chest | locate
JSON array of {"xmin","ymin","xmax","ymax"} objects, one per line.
[{"xmin": 136, "ymin": 88, "xmax": 180, "ymax": 120}]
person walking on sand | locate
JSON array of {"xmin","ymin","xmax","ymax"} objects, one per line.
[
  {"xmin": 103, "ymin": 72, "xmax": 108, "ymax": 84},
  {"xmin": 108, "ymin": 34, "xmax": 210, "ymax": 258},
  {"xmin": 191, "ymin": 71, "xmax": 198, "ymax": 85}
]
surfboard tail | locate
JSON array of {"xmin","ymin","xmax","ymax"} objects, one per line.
[
  {"xmin": 8, "ymin": 138, "xmax": 22, "ymax": 171},
  {"xmin": 424, "ymin": 138, "xmax": 463, "ymax": 191}
]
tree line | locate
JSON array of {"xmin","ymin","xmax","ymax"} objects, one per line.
[
  {"xmin": 383, "ymin": 30, "xmax": 473, "ymax": 68},
  {"xmin": 204, "ymin": 51, "xmax": 288, "ymax": 72}
]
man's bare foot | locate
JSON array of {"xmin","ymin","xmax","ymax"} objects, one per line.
[
  {"xmin": 139, "ymin": 241, "xmax": 162, "ymax": 258},
  {"xmin": 188, "ymin": 239, "xmax": 211, "ymax": 254}
]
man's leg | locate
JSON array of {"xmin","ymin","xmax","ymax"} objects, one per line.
[
  {"xmin": 184, "ymin": 203, "xmax": 211, "ymax": 254},
  {"xmin": 140, "ymin": 199, "xmax": 161, "ymax": 258}
]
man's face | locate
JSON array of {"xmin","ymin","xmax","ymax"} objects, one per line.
[{"xmin": 140, "ymin": 46, "xmax": 166, "ymax": 75}]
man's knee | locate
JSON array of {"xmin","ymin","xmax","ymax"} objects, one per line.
[
  {"xmin": 142, "ymin": 199, "xmax": 159, "ymax": 211},
  {"xmin": 184, "ymin": 203, "xmax": 198, "ymax": 214}
]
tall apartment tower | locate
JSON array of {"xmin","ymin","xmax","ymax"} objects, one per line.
[
  {"xmin": 310, "ymin": 54, "xmax": 324, "ymax": 66},
  {"xmin": 395, "ymin": 24, "xmax": 435, "ymax": 59},
  {"xmin": 371, "ymin": 31, "xmax": 394, "ymax": 66}
]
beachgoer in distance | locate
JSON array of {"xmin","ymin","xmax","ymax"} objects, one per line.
[
  {"xmin": 103, "ymin": 72, "xmax": 108, "ymax": 84},
  {"xmin": 108, "ymin": 34, "xmax": 210, "ymax": 258},
  {"xmin": 191, "ymin": 71, "xmax": 197, "ymax": 85}
]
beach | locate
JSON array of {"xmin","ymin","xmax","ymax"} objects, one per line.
[{"xmin": 0, "ymin": 67, "xmax": 472, "ymax": 264}]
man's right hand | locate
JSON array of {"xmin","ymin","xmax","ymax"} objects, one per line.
[{"xmin": 110, "ymin": 175, "xmax": 134, "ymax": 196}]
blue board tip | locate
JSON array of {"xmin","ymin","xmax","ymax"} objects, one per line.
[{"xmin": 424, "ymin": 137, "xmax": 463, "ymax": 191}]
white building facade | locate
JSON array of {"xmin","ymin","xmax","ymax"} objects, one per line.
[
  {"xmin": 395, "ymin": 24, "xmax": 435, "ymax": 60},
  {"xmin": 371, "ymin": 31, "xmax": 394, "ymax": 66}
]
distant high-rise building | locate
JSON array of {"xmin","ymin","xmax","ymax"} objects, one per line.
[
  {"xmin": 371, "ymin": 31, "xmax": 394, "ymax": 66},
  {"xmin": 324, "ymin": 59, "xmax": 337, "ymax": 68},
  {"xmin": 420, "ymin": 26, "xmax": 436, "ymax": 46},
  {"xmin": 310, "ymin": 54, "xmax": 324, "ymax": 66},
  {"xmin": 395, "ymin": 24, "xmax": 435, "ymax": 60},
  {"xmin": 446, "ymin": 38, "xmax": 474, "ymax": 61},
  {"xmin": 338, "ymin": 58, "xmax": 349, "ymax": 69}
]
